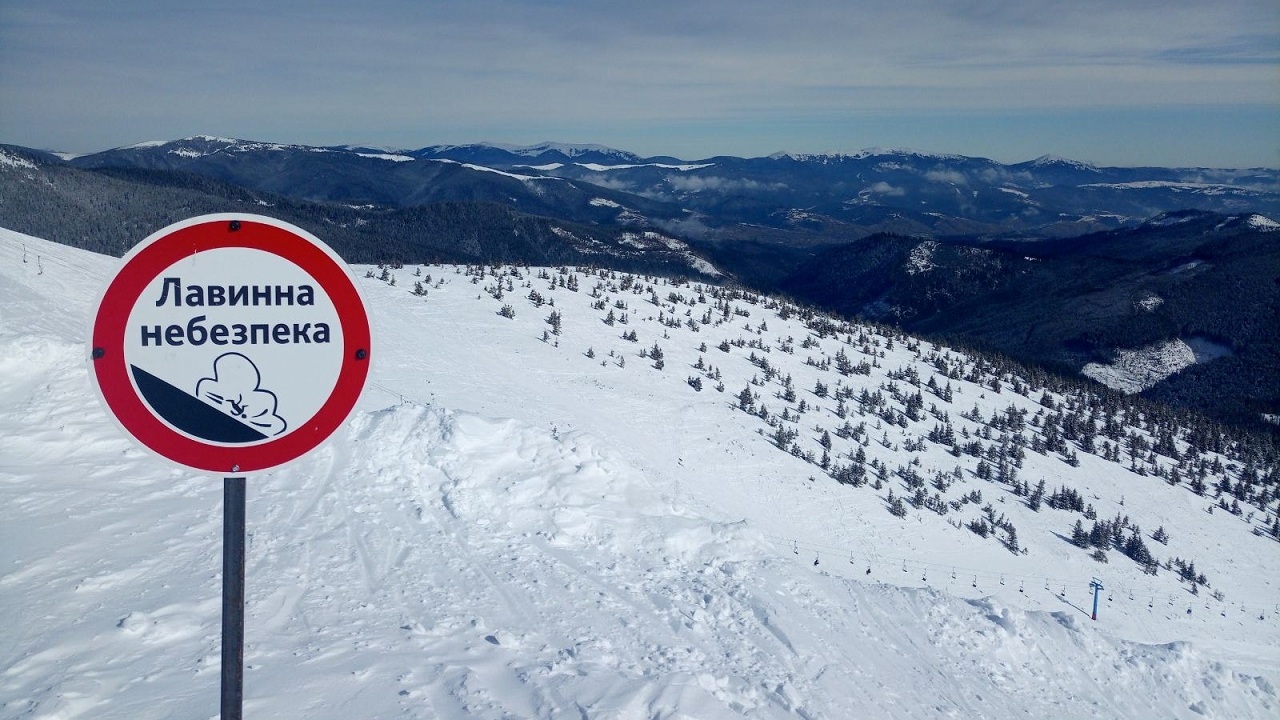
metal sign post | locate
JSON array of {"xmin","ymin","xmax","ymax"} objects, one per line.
[{"xmin": 222, "ymin": 476, "xmax": 246, "ymax": 720}]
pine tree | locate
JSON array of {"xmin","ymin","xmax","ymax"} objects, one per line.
[
  {"xmin": 887, "ymin": 491, "xmax": 907, "ymax": 518},
  {"xmin": 1071, "ymin": 519, "xmax": 1089, "ymax": 548},
  {"xmin": 1123, "ymin": 531, "xmax": 1153, "ymax": 565},
  {"xmin": 1028, "ymin": 479, "xmax": 1046, "ymax": 511},
  {"xmin": 1004, "ymin": 524, "xmax": 1020, "ymax": 554},
  {"xmin": 649, "ymin": 343, "xmax": 665, "ymax": 370},
  {"xmin": 1089, "ymin": 520, "xmax": 1108, "ymax": 549}
]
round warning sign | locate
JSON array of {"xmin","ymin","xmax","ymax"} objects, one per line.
[{"xmin": 89, "ymin": 214, "xmax": 371, "ymax": 474}]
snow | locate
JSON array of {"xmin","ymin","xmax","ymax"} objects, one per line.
[
  {"xmin": 1028, "ymin": 155, "xmax": 1100, "ymax": 171},
  {"xmin": 997, "ymin": 186, "xmax": 1029, "ymax": 199},
  {"xmin": 0, "ymin": 150, "xmax": 36, "ymax": 170},
  {"xmin": 1081, "ymin": 337, "xmax": 1231, "ymax": 394},
  {"xmin": 905, "ymin": 241, "xmax": 938, "ymax": 275},
  {"xmin": 770, "ymin": 148, "xmax": 970, "ymax": 163},
  {"xmin": 589, "ymin": 197, "xmax": 623, "ymax": 209},
  {"xmin": 1248, "ymin": 214, "xmax": 1280, "ymax": 231},
  {"xmin": 684, "ymin": 255, "xmax": 723, "ymax": 277},
  {"xmin": 2, "ymin": 226, "xmax": 1278, "ymax": 719},
  {"xmin": 428, "ymin": 158, "xmax": 561, "ymax": 182},
  {"xmin": 357, "ymin": 152, "xmax": 415, "ymax": 162},
  {"xmin": 190, "ymin": 134, "xmax": 241, "ymax": 144},
  {"xmin": 1082, "ymin": 340, "xmax": 1196, "ymax": 393},
  {"xmin": 1082, "ymin": 181, "xmax": 1251, "ymax": 196},
  {"xmin": 575, "ymin": 162, "xmax": 715, "ymax": 172},
  {"xmin": 512, "ymin": 142, "xmax": 632, "ymax": 158},
  {"xmin": 1136, "ymin": 294, "xmax": 1165, "ymax": 312}
]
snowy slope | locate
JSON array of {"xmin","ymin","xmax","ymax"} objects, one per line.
[{"xmin": 1, "ymin": 227, "xmax": 1277, "ymax": 719}]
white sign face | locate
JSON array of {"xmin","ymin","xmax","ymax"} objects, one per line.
[
  {"xmin": 125, "ymin": 247, "xmax": 344, "ymax": 444},
  {"xmin": 90, "ymin": 214, "xmax": 371, "ymax": 473}
]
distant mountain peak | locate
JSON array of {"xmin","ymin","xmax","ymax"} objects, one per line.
[
  {"xmin": 1028, "ymin": 154, "xmax": 1099, "ymax": 171},
  {"xmin": 121, "ymin": 140, "xmax": 170, "ymax": 149},
  {"xmin": 189, "ymin": 134, "xmax": 242, "ymax": 144},
  {"xmin": 768, "ymin": 148, "xmax": 973, "ymax": 163},
  {"xmin": 111, "ymin": 135, "xmax": 299, "ymax": 158},
  {"xmin": 413, "ymin": 142, "xmax": 645, "ymax": 166},
  {"xmin": 514, "ymin": 142, "xmax": 635, "ymax": 158},
  {"xmin": 853, "ymin": 147, "xmax": 972, "ymax": 161}
]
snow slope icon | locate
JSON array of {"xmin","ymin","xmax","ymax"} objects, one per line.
[
  {"xmin": 196, "ymin": 353, "xmax": 288, "ymax": 437},
  {"xmin": 129, "ymin": 352, "xmax": 288, "ymax": 445}
]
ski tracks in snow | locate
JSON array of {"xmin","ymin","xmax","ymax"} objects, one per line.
[{"xmin": 274, "ymin": 402, "xmax": 838, "ymax": 718}]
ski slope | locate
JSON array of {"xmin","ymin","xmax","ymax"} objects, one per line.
[{"xmin": 1, "ymin": 227, "xmax": 1277, "ymax": 719}]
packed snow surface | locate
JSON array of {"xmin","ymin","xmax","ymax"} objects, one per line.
[{"xmin": 1, "ymin": 227, "xmax": 1277, "ymax": 719}]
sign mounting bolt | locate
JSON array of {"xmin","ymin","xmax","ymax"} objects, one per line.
[{"xmin": 228, "ymin": 220, "xmax": 241, "ymax": 232}]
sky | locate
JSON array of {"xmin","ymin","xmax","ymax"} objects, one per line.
[{"xmin": 1, "ymin": 0, "xmax": 1277, "ymax": 167}]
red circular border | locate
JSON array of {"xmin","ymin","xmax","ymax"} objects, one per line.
[{"xmin": 91, "ymin": 217, "xmax": 371, "ymax": 473}]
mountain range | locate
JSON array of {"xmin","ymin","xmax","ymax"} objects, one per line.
[
  {"xmin": 55, "ymin": 136, "xmax": 1280, "ymax": 239},
  {"xmin": 2, "ymin": 136, "xmax": 1277, "ymax": 430}
]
